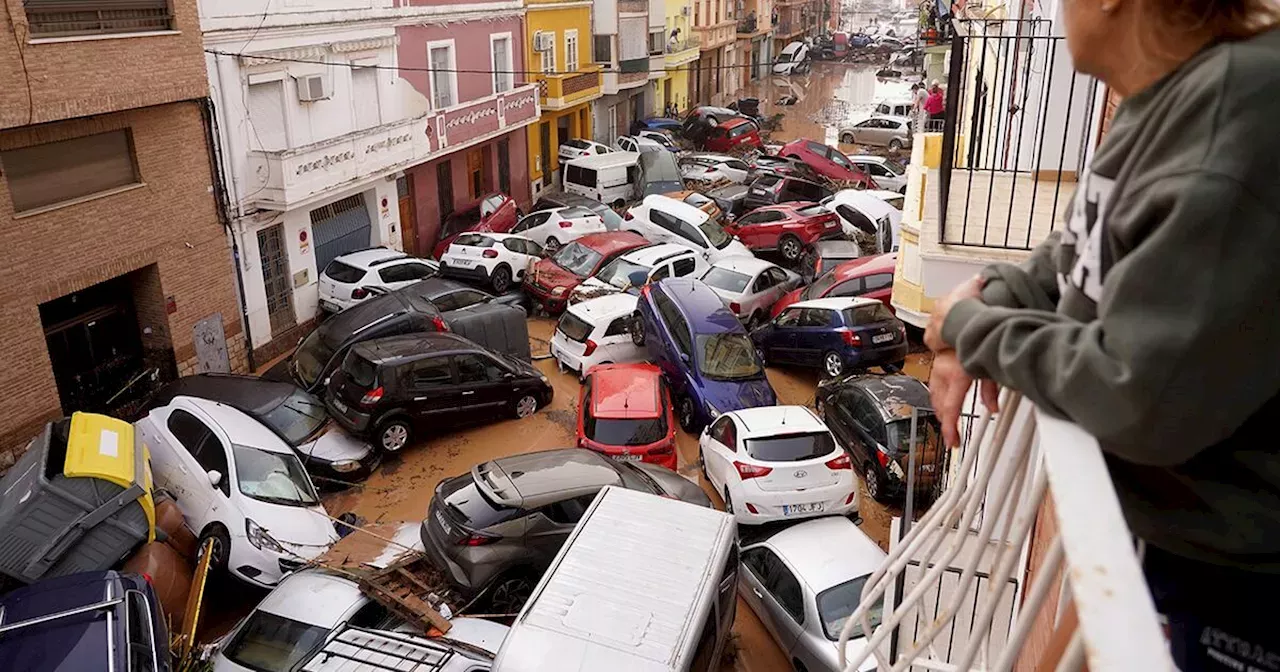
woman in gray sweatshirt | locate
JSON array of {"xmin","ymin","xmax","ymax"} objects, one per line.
[{"xmin": 924, "ymin": 0, "xmax": 1280, "ymax": 668}]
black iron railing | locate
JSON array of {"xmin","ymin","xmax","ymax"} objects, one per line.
[{"xmin": 938, "ymin": 19, "xmax": 1101, "ymax": 250}]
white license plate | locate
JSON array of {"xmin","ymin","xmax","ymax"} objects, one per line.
[
  {"xmin": 872, "ymin": 333, "xmax": 894, "ymax": 344},
  {"xmin": 452, "ymin": 258, "xmax": 473, "ymax": 266},
  {"xmin": 783, "ymin": 502, "xmax": 825, "ymax": 515},
  {"xmin": 332, "ymin": 398, "xmax": 348, "ymax": 413},
  {"xmin": 613, "ymin": 454, "xmax": 642, "ymax": 462},
  {"xmin": 322, "ymin": 300, "xmax": 342, "ymax": 313}
]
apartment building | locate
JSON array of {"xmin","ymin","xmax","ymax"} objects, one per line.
[
  {"xmin": 0, "ymin": 0, "xmax": 245, "ymax": 465},
  {"xmin": 592, "ymin": 0, "xmax": 667, "ymax": 141},
  {"xmin": 772, "ymin": 0, "xmax": 822, "ymax": 57},
  {"xmin": 657, "ymin": 0, "xmax": 701, "ymax": 113},
  {"xmin": 690, "ymin": 0, "xmax": 740, "ymax": 105},
  {"xmin": 734, "ymin": 0, "xmax": 775, "ymax": 88}
]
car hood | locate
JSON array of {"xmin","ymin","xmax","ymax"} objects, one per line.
[
  {"xmin": 701, "ymin": 375, "xmax": 777, "ymax": 413},
  {"xmin": 716, "ymin": 239, "xmax": 752, "ymax": 258},
  {"xmin": 530, "ymin": 260, "xmax": 583, "ymax": 289},
  {"xmin": 236, "ymin": 496, "xmax": 338, "ymax": 558},
  {"xmin": 632, "ymin": 463, "xmax": 712, "ymax": 507},
  {"xmin": 295, "ymin": 424, "xmax": 373, "ymax": 464}
]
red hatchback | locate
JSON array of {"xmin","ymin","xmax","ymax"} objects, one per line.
[
  {"xmin": 524, "ymin": 231, "xmax": 648, "ymax": 313},
  {"xmin": 723, "ymin": 202, "xmax": 842, "ymax": 262},
  {"xmin": 771, "ymin": 252, "xmax": 898, "ymax": 317},
  {"xmin": 430, "ymin": 193, "xmax": 519, "ymax": 259},
  {"xmin": 779, "ymin": 138, "xmax": 875, "ymax": 188},
  {"xmin": 577, "ymin": 363, "xmax": 678, "ymax": 470},
  {"xmin": 703, "ymin": 118, "xmax": 764, "ymax": 153}
]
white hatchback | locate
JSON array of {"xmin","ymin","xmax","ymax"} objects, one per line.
[
  {"xmin": 699, "ymin": 405, "xmax": 858, "ymax": 525},
  {"xmin": 558, "ymin": 138, "xmax": 613, "ymax": 163},
  {"xmin": 136, "ymin": 396, "xmax": 339, "ymax": 587},
  {"xmin": 700, "ymin": 257, "xmax": 802, "ymax": 329},
  {"xmin": 439, "ymin": 232, "xmax": 544, "ymax": 294},
  {"xmin": 849, "ymin": 155, "xmax": 908, "ymax": 193},
  {"xmin": 510, "ymin": 206, "xmax": 607, "ymax": 252},
  {"xmin": 318, "ymin": 248, "xmax": 439, "ymax": 314},
  {"xmin": 623, "ymin": 194, "xmax": 752, "ymax": 264},
  {"xmin": 680, "ymin": 154, "xmax": 752, "ymax": 184},
  {"xmin": 548, "ymin": 293, "xmax": 647, "ymax": 380},
  {"xmin": 568, "ymin": 242, "xmax": 706, "ymax": 305}
]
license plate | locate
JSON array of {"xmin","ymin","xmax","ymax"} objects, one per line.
[
  {"xmin": 322, "ymin": 300, "xmax": 342, "ymax": 313},
  {"xmin": 613, "ymin": 454, "xmax": 642, "ymax": 462},
  {"xmin": 783, "ymin": 502, "xmax": 825, "ymax": 515},
  {"xmin": 453, "ymin": 258, "xmax": 473, "ymax": 266},
  {"xmin": 872, "ymin": 333, "xmax": 894, "ymax": 344},
  {"xmin": 332, "ymin": 398, "xmax": 348, "ymax": 413}
]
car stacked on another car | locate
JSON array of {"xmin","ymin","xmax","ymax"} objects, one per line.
[
  {"xmin": 665, "ymin": 189, "xmax": 727, "ymax": 220},
  {"xmin": 822, "ymin": 189, "xmax": 902, "ymax": 252},
  {"xmin": 702, "ymin": 118, "xmax": 764, "ymax": 153},
  {"xmin": 743, "ymin": 173, "xmax": 835, "ymax": 212},
  {"xmin": 700, "ymin": 257, "xmax": 802, "ymax": 330},
  {"xmin": 439, "ymin": 232, "xmax": 544, "ymax": 293},
  {"xmin": 568, "ymin": 242, "xmax": 706, "ymax": 305},
  {"xmin": 750, "ymin": 154, "xmax": 823, "ymax": 182},
  {"xmin": 752, "ymin": 297, "xmax": 908, "ymax": 378},
  {"xmin": 549, "ymin": 292, "xmax": 647, "ymax": 379},
  {"xmin": 772, "ymin": 253, "xmax": 897, "ymax": 317},
  {"xmin": 849, "ymin": 155, "xmax": 908, "ymax": 193},
  {"xmin": 724, "ymin": 202, "xmax": 843, "ymax": 262},
  {"xmin": 508, "ymin": 206, "xmax": 607, "ymax": 252},
  {"xmin": 523, "ymin": 231, "xmax": 649, "ymax": 314},
  {"xmin": 431, "ymin": 193, "xmax": 520, "ymax": 259},
  {"xmin": 531, "ymin": 191, "xmax": 626, "ymax": 232},
  {"xmin": 557, "ymin": 139, "xmax": 612, "ymax": 163},
  {"xmin": 623, "ymin": 194, "xmax": 752, "ymax": 263},
  {"xmin": 679, "ymin": 153, "xmax": 752, "ymax": 184},
  {"xmin": 319, "ymin": 248, "xmax": 439, "ymax": 314},
  {"xmin": 577, "ymin": 363, "xmax": 678, "ymax": 470},
  {"xmin": 779, "ymin": 139, "xmax": 875, "ymax": 188},
  {"xmin": 800, "ymin": 240, "xmax": 863, "ymax": 283}
]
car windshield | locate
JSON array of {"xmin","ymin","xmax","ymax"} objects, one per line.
[
  {"xmin": 232, "ymin": 445, "xmax": 319, "ymax": 506},
  {"xmin": 699, "ymin": 214, "xmax": 734, "ymax": 249},
  {"xmin": 292, "ymin": 328, "xmax": 335, "ymax": 387},
  {"xmin": 702, "ymin": 267, "xmax": 752, "ymax": 293},
  {"xmin": 323, "ymin": 260, "xmax": 365, "ymax": 283},
  {"xmin": 585, "ymin": 416, "xmax": 668, "ymax": 446},
  {"xmin": 743, "ymin": 431, "xmax": 836, "ymax": 461},
  {"xmin": 803, "ymin": 268, "xmax": 841, "ymax": 300},
  {"xmin": 221, "ymin": 611, "xmax": 329, "ymax": 672},
  {"xmin": 557, "ymin": 311, "xmax": 594, "ymax": 343},
  {"xmin": 696, "ymin": 333, "xmax": 763, "ymax": 380},
  {"xmin": 817, "ymin": 574, "xmax": 884, "ymax": 640},
  {"xmin": 551, "ymin": 242, "xmax": 604, "ymax": 277},
  {"xmin": 777, "ymin": 50, "xmax": 793, "ymax": 62},
  {"xmin": 595, "ymin": 257, "xmax": 650, "ymax": 289},
  {"xmin": 259, "ymin": 390, "xmax": 329, "ymax": 445}
]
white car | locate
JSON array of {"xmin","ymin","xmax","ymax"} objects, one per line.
[
  {"xmin": 679, "ymin": 154, "xmax": 752, "ymax": 184},
  {"xmin": 774, "ymin": 41, "xmax": 811, "ymax": 75},
  {"xmin": 700, "ymin": 257, "xmax": 802, "ymax": 329},
  {"xmin": 215, "ymin": 568, "xmax": 508, "ymax": 672},
  {"xmin": 439, "ymin": 232, "xmax": 544, "ymax": 294},
  {"xmin": 623, "ymin": 194, "xmax": 752, "ymax": 263},
  {"xmin": 568, "ymin": 242, "xmax": 707, "ymax": 305},
  {"xmin": 548, "ymin": 293, "xmax": 647, "ymax": 380},
  {"xmin": 558, "ymin": 138, "xmax": 613, "ymax": 163},
  {"xmin": 821, "ymin": 189, "xmax": 902, "ymax": 253},
  {"xmin": 699, "ymin": 405, "xmax": 858, "ymax": 525},
  {"xmin": 136, "ymin": 396, "xmax": 339, "ymax": 587},
  {"xmin": 849, "ymin": 155, "xmax": 908, "ymax": 193},
  {"xmin": 510, "ymin": 206, "xmax": 607, "ymax": 252},
  {"xmin": 615, "ymin": 135, "xmax": 667, "ymax": 154},
  {"xmin": 637, "ymin": 130, "xmax": 678, "ymax": 151},
  {"xmin": 319, "ymin": 248, "xmax": 439, "ymax": 314}
]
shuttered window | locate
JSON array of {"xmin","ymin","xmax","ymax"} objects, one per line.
[
  {"xmin": 23, "ymin": 0, "xmax": 173, "ymax": 37},
  {"xmin": 2, "ymin": 129, "xmax": 140, "ymax": 213}
]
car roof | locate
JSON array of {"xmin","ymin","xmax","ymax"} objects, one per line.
[
  {"xmin": 848, "ymin": 374, "xmax": 933, "ymax": 419},
  {"xmin": 566, "ymin": 151, "xmax": 641, "ymax": 169},
  {"xmin": 565, "ymin": 292, "xmax": 639, "ymax": 322},
  {"xmin": 790, "ymin": 296, "xmax": 881, "ymax": 311},
  {"xmin": 870, "ymin": 114, "xmax": 910, "ymax": 123},
  {"xmin": 832, "ymin": 252, "xmax": 897, "ymax": 279},
  {"xmin": 256, "ymin": 570, "xmax": 366, "ymax": 628},
  {"xmin": 173, "ymin": 396, "xmax": 293, "ymax": 454},
  {"xmin": 830, "ymin": 189, "xmax": 897, "ymax": 219},
  {"xmin": 401, "ymin": 276, "xmax": 473, "ymax": 301},
  {"xmin": 536, "ymin": 205, "xmax": 596, "ymax": 220},
  {"xmin": 728, "ymin": 405, "xmax": 826, "ymax": 438},
  {"xmin": 590, "ymin": 364, "xmax": 663, "ymax": 419},
  {"xmin": 477, "ymin": 449, "xmax": 623, "ymax": 508},
  {"xmin": 763, "ymin": 517, "xmax": 887, "ymax": 593},
  {"xmin": 158, "ymin": 374, "xmax": 297, "ymax": 415},
  {"xmin": 461, "ymin": 232, "xmax": 525, "ymax": 243},
  {"xmin": 709, "ymin": 255, "xmax": 773, "ymax": 275},
  {"xmin": 721, "ymin": 117, "xmax": 755, "ymax": 128},
  {"xmin": 621, "ymin": 242, "xmax": 697, "ymax": 265},
  {"xmin": 333, "ymin": 247, "xmax": 409, "ymax": 269},
  {"xmin": 781, "ymin": 40, "xmax": 805, "ymax": 52},
  {"xmin": 574, "ymin": 231, "xmax": 649, "ymax": 254},
  {"xmin": 350, "ymin": 332, "xmax": 476, "ymax": 364},
  {"xmin": 655, "ymin": 277, "xmax": 743, "ymax": 334},
  {"xmin": 641, "ymin": 194, "xmax": 710, "ymax": 224},
  {"xmin": 810, "ymin": 240, "xmax": 862, "ymax": 256}
]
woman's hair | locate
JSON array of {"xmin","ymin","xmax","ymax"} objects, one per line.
[{"xmin": 1152, "ymin": 0, "xmax": 1280, "ymax": 41}]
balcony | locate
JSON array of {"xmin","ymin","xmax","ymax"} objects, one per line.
[
  {"xmin": 664, "ymin": 36, "xmax": 701, "ymax": 67},
  {"xmin": 736, "ymin": 16, "xmax": 758, "ymax": 33},
  {"xmin": 535, "ymin": 66, "xmax": 602, "ymax": 111},
  {"xmin": 838, "ymin": 391, "xmax": 1174, "ymax": 671},
  {"xmin": 602, "ymin": 65, "xmax": 650, "ymax": 94},
  {"xmin": 694, "ymin": 21, "xmax": 736, "ymax": 50}
]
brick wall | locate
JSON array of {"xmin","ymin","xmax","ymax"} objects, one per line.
[{"xmin": 0, "ymin": 101, "xmax": 246, "ymax": 466}]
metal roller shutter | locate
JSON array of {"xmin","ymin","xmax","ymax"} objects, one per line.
[{"xmin": 311, "ymin": 194, "xmax": 373, "ymax": 273}]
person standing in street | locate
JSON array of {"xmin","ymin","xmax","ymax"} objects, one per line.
[{"xmin": 923, "ymin": 0, "xmax": 1280, "ymax": 667}]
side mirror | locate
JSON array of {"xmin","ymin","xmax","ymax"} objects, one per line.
[{"xmin": 207, "ymin": 470, "xmax": 222, "ymax": 487}]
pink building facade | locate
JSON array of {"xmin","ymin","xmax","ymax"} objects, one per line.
[{"xmin": 396, "ymin": 11, "xmax": 539, "ymax": 257}]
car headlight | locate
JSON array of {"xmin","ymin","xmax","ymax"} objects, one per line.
[
  {"xmin": 330, "ymin": 459, "xmax": 361, "ymax": 473},
  {"xmin": 246, "ymin": 519, "xmax": 285, "ymax": 553},
  {"xmin": 551, "ymin": 286, "xmax": 567, "ymax": 296},
  {"xmin": 705, "ymin": 401, "xmax": 722, "ymax": 419}
]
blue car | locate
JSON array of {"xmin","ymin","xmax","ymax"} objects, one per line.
[
  {"xmin": 632, "ymin": 277, "xmax": 778, "ymax": 432},
  {"xmin": 751, "ymin": 296, "xmax": 908, "ymax": 378},
  {"xmin": 638, "ymin": 117, "xmax": 683, "ymax": 133},
  {"xmin": 0, "ymin": 571, "xmax": 171, "ymax": 672}
]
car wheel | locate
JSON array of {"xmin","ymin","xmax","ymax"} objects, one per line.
[
  {"xmin": 544, "ymin": 237, "xmax": 561, "ymax": 253},
  {"xmin": 677, "ymin": 396, "xmax": 698, "ymax": 433},
  {"xmin": 376, "ymin": 418, "xmax": 412, "ymax": 453},
  {"xmin": 488, "ymin": 573, "xmax": 535, "ymax": 614},
  {"xmin": 514, "ymin": 394, "xmax": 539, "ymax": 419},
  {"xmin": 490, "ymin": 265, "xmax": 512, "ymax": 293},
  {"xmin": 745, "ymin": 311, "xmax": 764, "ymax": 332},
  {"xmin": 823, "ymin": 351, "xmax": 845, "ymax": 378},
  {"xmin": 629, "ymin": 312, "xmax": 647, "ymax": 346},
  {"xmin": 889, "ymin": 139, "xmax": 904, "ymax": 151},
  {"xmin": 198, "ymin": 524, "xmax": 231, "ymax": 573},
  {"xmin": 883, "ymin": 359, "xmax": 906, "ymax": 373},
  {"xmin": 864, "ymin": 462, "xmax": 890, "ymax": 503},
  {"xmin": 779, "ymin": 235, "xmax": 803, "ymax": 262},
  {"xmin": 840, "ymin": 132, "xmax": 855, "ymax": 144}
]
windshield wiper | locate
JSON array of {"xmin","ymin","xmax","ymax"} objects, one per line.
[{"xmin": 250, "ymin": 493, "xmax": 311, "ymax": 507}]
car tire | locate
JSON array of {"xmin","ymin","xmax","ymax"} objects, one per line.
[
  {"xmin": 793, "ymin": 660, "xmax": 809, "ymax": 672},
  {"xmin": 823, "ymin": 350, "xmax": 845, "ymax": 378},
  {"xmin": 198, "ymin": 524, "xmax": 231, "ymax": 573},
  {"xmin": 490, "ymin": 265, "xmax": 512, "ymax": 294},
  {"xmin": 677, "ymin": 396, "xmax": 698, "ymax": 433},
  {"xmin": 376, "ymin": 418, "xmax": 413, "ymax": 453},
  {"xmin": 864, "ymin": 462, "xmax": 890, "ymax": 503},
  {"xmin": 487, "ymin": 571, "xmax": 536, "ymax": 614},
  {"xmin": 629, "ymin": 311, "xmax": 647, "ymax": 346},
  {"xmin": 840, "ymin": 132, "xmax": 855, "ymax": 144},
  {"xmin": 779, "ymin": 235, "xmax": 803, "ymax": 262},
  {"xmin": 755, "ymin": 345, "xmax": 769, "ymax": 367},
  {"xmin": 513, "ymin": 394, "xmax": 539, "ymax": 419},
  {"xmin": 889, "ymin": 139, "xmax": 904, "ymax": 151},
  {"xmin": 883, "ymin": 359, "xmax": 906, "ymax": 373}
]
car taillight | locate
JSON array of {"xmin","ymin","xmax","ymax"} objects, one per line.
[
  {"xmin": 559, "ymin": 220, "xmax": 573, "ymax": 228},
  {"xmin": 351, "ymin": 287, "xmax": 369, "ymax": 300},
  {"xmin": 734, "ymin": 461, "xmax": 773, "ymax": 480},
  {"xmin": 360, "ymin": 386, "xmax": 384, "ymax": 407},
  {"xmin": 744, "ymin": 502, "xmax": 760, "ymax": 513},
  {"xmin": 729, "ymin": 302, "xmax": 741, "ymax": 314},
  {"xmin": 845, "ymin": 491, "xmax": 857, "ymax": 505},
  {"xmin": 624, "ymin": 211, "xmax": 634, "ymax": 221},
  {"xmin": 841, "ymin": 329, "xmax": 862, "ymax": 347},
  {"xmin": 876, "ymin": 450, "xmax": 890, "ymax": 467},
  {"xmin": 582, "ymin": 339, "xmax": 597, "ymax": 356},
  {"xmin": 483, "ymin": 249, "xmax": 498, "ymax": 258},
  {"xmin": 432, "ymin": 315, "xmax": 450, "ymax": 332},
  {"xmin": 457, "ymin": 531, "xmax": 499, "ymax": 546},
  {"xmin": 826, "ymin": 453, "xmax": 853, "ymax": 470}
]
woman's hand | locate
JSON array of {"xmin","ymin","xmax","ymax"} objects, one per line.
[
  {"xmin": 930, "ymin": 351, "xmax": 1000, "ymax": 447},
  {"xmin": 925, "ymin": 274, "xmax": 985, "ymax": 352}
]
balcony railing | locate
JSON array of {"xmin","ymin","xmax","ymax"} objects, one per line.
[
  {"xmin": 665, "ymin": 35, "xmax": 701, "ymax": 53},
  {"xmin": 24, "ymin": 0, "xmax": 173, "ymax": 37},
  {"xmin": 737, "ymin": 16, "xmax": 758, "ymax": 33},
  {"xmin": 838, "ymin": 391, "xmax": 1175, "ymax": 671}
]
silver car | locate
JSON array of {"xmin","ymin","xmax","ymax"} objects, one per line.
[
  {"xmin": 738, "ymin": 516, "xmax": 887, "ymax": 671},
  {"xmin": 839, "ymin": 115, "xmax": 914, "ymax": 151},
  {"xmin": 700, "ymin": 256, "xmax": 802, "ymax": 330}
]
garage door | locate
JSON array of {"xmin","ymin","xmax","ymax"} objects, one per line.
[{"xmin": 311, "ymin": 193, "xmax": 372, "ymax": 273}]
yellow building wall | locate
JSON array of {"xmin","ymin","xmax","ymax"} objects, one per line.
[
  {"xmin": 525, "ymin": 4, "xmax": 594, "ymax": 183},
  {"xmin": 667, "ymin": 66, "xmax": 691, "ymax": 112},
  {"xmin": 527, "ymin": 106, "xmax": 593, "ymax": 184}
]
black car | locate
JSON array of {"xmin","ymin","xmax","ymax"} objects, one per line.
[
  {"xmin": 532, "ymin": 192, "xmax": 625, "ymax": 232},
  {"xmin": 743, "ymin": 173, "xmax": 834, "ymax": 211},
  {"xmin": 325, "ymin": 332, "xmax": 554, "ymax": 452},
  {"xmin": 815, "ymin": 373, "xmax": 947, "ymax": 503},
  {"xmin": 748, "ymin": 155, "xmax": 822, "ymax": 183},
  {"xmin": 800, "ymin": 240, "xmax": 863, "ymax": 283},
  {"xmin": 150, "ymin": 374, "xmax": 379, "ymax": 482}
]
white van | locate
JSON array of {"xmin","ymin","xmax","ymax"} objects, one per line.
[
  {"xmin": 491, "ymin": 486, "xmax": 739, "ymax": 672},
  {"xmin": 563, "ymin": 152, "xmax": 641, "ymax": 207}
]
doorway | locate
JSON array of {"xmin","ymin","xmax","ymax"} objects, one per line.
[
  {"xmin": 436, "ymin": 160, "xmax": 454, "ymax": 222},
  {"xmin": 40, "ymin": 274, "xmax": 147, "ymax": 415},
  {"xmin": 540, "ymin": 122, "xmax": 553, "ymax": 188},
  {"xmin": 257, "ymin": 223, "xmax": 297, "ymax": 336},
  {"xmin": 467, "ymin": 148, "xmax": 485, "ymax": 199},
  {"xmin": 663, "ymin": 79, "xmax": 672, "ymax": 113},
  {"xmin": 397, "ymin": 175, "xmax": 417, "ymax": 254}
]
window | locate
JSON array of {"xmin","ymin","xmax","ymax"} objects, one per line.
[
  {"xmin": 24, "ymin": 0, "xmax": 172, "ymax": 37},
  {"xmin": 744, "ymin": 431, "xmax": 836, "ymax": 462},
  {"xmin": 247, "ymin": 81, "xmax": 288, "ymax": 151},
  {"xmin": 352, "ymin": 67, "xmax": 382, "ymax": 129},
  {"xmin": 433, "ymin": 289, "xmax": 489, "ymax": 312},
  {"xmin": 348, "ymin": 601, "xmax": 392, "ymax": 630},
  {"xmin": 863, "ymin": 273, "xmax": 893, "ymax": 292},
  {"xmin": 543, "ymin": 494, "xmax": 596, "ymax": 524},
  {"xmin": 491, "ymin": 34, "xmax": 513, "ymax": 93},
  {"xmin": 565, "ymin": 30, "xmax": 580, "ymax": 72},
  {"xmin": 649, "ymin": 30, "xmax": 664, "ymax": 55},
  {"xmin": 540, "ymin": 30, "xmax": 557, "ymax": 74},
  {"xmin": 125, "ymin": 591, "xmax": 156, "ymax": 672},
  {"xmin": 671, "ymin": 257, "xmax": 697, "ymax": 278},
  {"xmin": 593, "ymin": 35, "xmax": 612, "ymax": 63},
  {"xmin": 513, "ymin": 211, "xmax": 550, "ymax": 233},
  {"xmin": 410, "ymin": 357, "xmax": 453, "ymax": 388},
  {"xmin": 604, "ymin": 317, "xmax": 631, "ymax": 337},
  {"xmin": 708, "ymin": 416, "xmax": 736, "ymax": 448},
  {"xmin": 378, "ymin": 262, "xmax": 433, "ymax": 284},
  {"xmin": 166, "ymin": 409, "xmax": 214, "ymax": 459},
  {"xmin": 566, "ymin": 165, "xmax": 597, "ymax": 188},
  {"xmin": 222, "ymin": 612, "xmax": 330, "ymax": 672},
  {"xmin": 751, "ymin": 272, "xmax": 775, "ymax": 293},
  {"xmin": 776, "ymin": 308, "xmax": 802, "ymax": 328},
  {"xmin": 429, "ymin": 43, "xmax": 457, "ymax": 109},
  {"xmin": 455, "ymin": 354, "xmax": 505, "ymax": 383},
  {"xmin": 800, "ymin": 308, "xmax": 833, "ymax": 327},
  {"xmin": 743, "ymin": 547, "xmax": 805, "ymax": 623},
  {"xmin": 2, "ymin": 130, "xmax": 141, "ymax": 213}
]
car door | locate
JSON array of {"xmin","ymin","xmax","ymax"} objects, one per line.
[
  {"xmin": 452, "ymin": 353, "xmax": 512, "ymax": 424},
  {"xmin": 768, "ymin": 307, "xmax": 803, "ymax": 363},
  {"xmin": 378, "ymin": 261, "xmax": 435, "ymax": 291},
  {"xmin": 599, "ymin": 316, "xmax": 640, "ymax": 363},
  {"xmin": 401, "ymin": 355, "xmax": 465, "ymax": 428},
  {"xmin": 826, "ymin": 389, "xmax": 862, "ymax": 457},
  {"xmin": 740, "ymin": 546, "xmax": 805, "ymax": 653},
  {"xmin": 523, "ymin": 493, "xmax": 597, "ymax": 563},
  {"xmin": 701, "ymin": 416, "xmax": 738, "ymax": 491},
  {"xmin": 153, "ymin": 406, "xmax": 222, "ymax": 528},
  {"xmin": 511, "ymin": 211, "xmax": 553, "ymax": 245},
  {"xmin": 851, "ymin": 120, "xmax": 876, "ymax": 145},
  {"xmin": 755, "ymin": 267, "xmax": 791, "ymax": 315},
  {"xmin": 744, "ymin": 269, "xmax": 776, "ymax": 317},
  {"xmin": 793, "ymin": 307, "xmax": 835, "ymax": 365}
]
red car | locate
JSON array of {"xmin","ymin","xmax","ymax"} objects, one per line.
[
  {"xmin": 779, "ymin": 138, "xmax": 875, "ymax": 188},
  {"xmin": 771, "ymin": 252, "xmax": 897, "ymax": 317},
  {"xmin": 430, "ymin": 193, "xmax": 519, "ymax": 259},
  {"xmin": 723, "ymin": 202, "xmax": 842, "ymax": 262},
  {"xmin": 524, "ymin": 231, "xmax": 648, "ymax": 313},
  {"xmin": 577, "ymin": 363, "xmax": 677, "ymax": 471},
  {"xmin": 703, "ymin": 118, "xmax": 764, "ymax": 153}
]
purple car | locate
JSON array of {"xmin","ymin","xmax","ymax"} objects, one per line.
[{"xmin": 632, "ymin": 276, "xmax": 778, "ymax": 432}]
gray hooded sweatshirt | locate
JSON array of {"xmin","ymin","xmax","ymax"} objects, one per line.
[{"xmin": 941, "ymin": 28, "xmax": 1280, "ymax": 571}]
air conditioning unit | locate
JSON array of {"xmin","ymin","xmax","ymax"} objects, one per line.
[
  {"xmin": 534, "ymin": 31, "xmax": 555, "ymax": 52},
  {"xmin": 296, "ymin": 74, "xmax": 331, "ymax": 102}
]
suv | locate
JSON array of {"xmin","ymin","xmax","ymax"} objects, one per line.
[
  {"xmin": 779, "ymin": 139, "xmax": 874, "ymax": 186},
  {"xmin": 0, "ymin": 571, "xmax": 170, "ymax": 671},
  {"xmin": 702, "ymin": 118, "xmax": 764, "ymax": 154},
  {"xmin": 743, "ymin": 174, "xmax": 835, "ymax": 211},
  {"xmin": 420, "ymin": 449, "xmax": 710, "ymax": 611},
  {"xmin": 325, "ymin": 333, "xmax": 553, "ymax": 453},
  {"xmin": 751, "ymin": 297, "xmax": 908, "ymax": 378},
  {"xmin": 319, "ymin": 248, "xmax": 439, "ymax": 314}
]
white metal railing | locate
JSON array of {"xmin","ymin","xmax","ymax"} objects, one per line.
[{"xmin": 837, "ymin": 391, "xmax": 1176, "ymax": 672}]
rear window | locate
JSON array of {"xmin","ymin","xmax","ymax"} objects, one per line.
[
  {"xmin": 341, "ymin": 350, "xmax": 379, "ymax": 388},
  {"xmin": 729, "ymin": 122, "xmax": 757, "ymax": 138},
  {"xmin": 817, "ymin": 574, "xmax": 884, "ymax": 640},
  {"xmin": 565, "ymin": 139, "xmax": 591, "ymax": 149},
  {"xmin": 844, "ymin": 304, "xmax": 896, "ymax": 325},
  {"xmin": 561, "ymin": 206, "xmax": 594, "ymax": 220},
  {"xmin": 440, "ymin": 474, "xmax": 522, "ymax": 528},
  {"xmin": 797, "ymin": 205, "xmax": 828, "ymax": 218},
  {"xmin": 453, "ymin": 234, "xmax": 494, "ymax": 248},
  {"xmin": 754, "ymin": 176, "xmax": 781, "ymax": 190},
  {"xmin": 743, "ymin": 431, "xmax": 836, "ymax": 462},
  {"xmin": 585, "ymin": 416, "xmax": 668, "ymax": 446},
  {"xmin": 324, "ymin": 260, "xmax": 365, "ymax": 284},
  {"xmin": 557, "ymin": 311, "xmax": 595, "ymax": 343},
  {"xmin": 222, "ymin": 611, "xmax": 329, "ymax": 672},
  {"xmin": 701, "ymin": 267, "xmax": 752, "ymax": 293}
]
